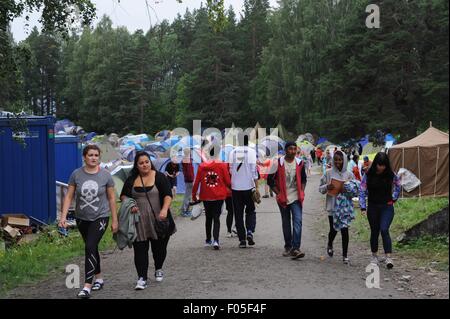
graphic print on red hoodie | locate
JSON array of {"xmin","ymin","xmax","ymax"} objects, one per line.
[{"xmin": 192, "ymin": 161, "xmax": 231, "ymax": 201}]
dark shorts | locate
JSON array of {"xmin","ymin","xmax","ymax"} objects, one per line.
[{"xmin": 168, "ymin": 177, "xmax": 177, "ymax": 188}]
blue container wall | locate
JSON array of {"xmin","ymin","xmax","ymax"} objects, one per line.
[
  {"xmin": 0, "ymin": 117, "xmax": 57, "ymax": 223},
  {"xmin": 55, "ymin": 136, "xmax": 82, "ymax": 183}
]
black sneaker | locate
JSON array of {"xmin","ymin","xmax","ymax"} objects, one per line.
[
  {"xmin": 91, "ymin": 280, "xmax": 104, "ymax": 291},
  {"xmin": 327, "ymin": 246, "xmax": 334, "ymax": 257},
  {"xmin": 247, "ymin": 233, "xmax": 255, "ymax": 246},
  {"xmin": 77, "ymin": 289, "xmax": 91, "ymax": 299},
  {"xmin": 239, "ymin": 241, "xmax": 247, "ymax": 248}
]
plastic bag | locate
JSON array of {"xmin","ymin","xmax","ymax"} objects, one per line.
[
  {"xmin": 397, "ymin": 168, "xmax": 421, "ymax": 192},
  {"xmin": 190, "ymin": 202, "xmax": 204, "ymax": 220}
]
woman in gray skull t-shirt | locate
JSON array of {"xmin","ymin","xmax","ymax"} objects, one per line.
[{"xmin": 59, "ymin": 144, "xmax": 118, "ymax": 299}]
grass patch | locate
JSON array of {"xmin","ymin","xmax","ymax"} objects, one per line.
[
  {"xmin": 351, "ymin": 197, "xmax": 449, "ymax": 267},
  {"xmin": 171, "ymin": 194, "xmax": 184, "ymax": 217},
  {"xmin": 0, "ymin": 195, "xmax": 184, "ymax": 296},
  {"xmin": 0, "ymin": 225, "xmax": 115, "ymax": 296},
  {"xmin": 395, "ymin": 236, "xmax": 449, "ymax": 271}
]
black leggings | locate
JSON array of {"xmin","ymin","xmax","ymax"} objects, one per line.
[
  {"xmin": 76, "ymin": 217, "xmax": 109, "ymax": 285},
  {"xmin": 133, "ymin": 237, "xmax": 170, "ymax": 280},
  {"xmin": 328, "ymin": 216, "xmax": 349, "ymax": 258},
  {"xmin": 204, "ymin": 200, "xmax": 223, "ymax": 242},
  {"xmin": 225, "ymin": 197, "xmax": 234, "ymax": 232}
]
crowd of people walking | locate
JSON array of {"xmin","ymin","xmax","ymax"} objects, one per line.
[{"xmin": 59, "ymin": 136, "xmax": 400, "ymax": 298}]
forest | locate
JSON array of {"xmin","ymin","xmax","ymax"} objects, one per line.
[{"xmin": 1, "ymin": 0, "xmax": 448, "ymax": 142}]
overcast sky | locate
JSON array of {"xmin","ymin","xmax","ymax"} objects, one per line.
[{"xmin": 11, "ymin": 0, "xmax": 279, "ymax": 42}]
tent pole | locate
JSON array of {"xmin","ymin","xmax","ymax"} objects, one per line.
[
  {"xmin": 402, "ymin": 148, "xmax": 405, "ymax": 199},
  {"xmin": 434, "ymin": 147, "xmax": 440, "ymax": 197},
  {"xmin": 418, "ymin": 147, "xmax": 421, "ymax": 198}
]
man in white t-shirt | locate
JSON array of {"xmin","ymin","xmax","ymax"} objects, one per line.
[{"xmin": 228, "ymin": 135, "xmax": 259, "ymax": 248}]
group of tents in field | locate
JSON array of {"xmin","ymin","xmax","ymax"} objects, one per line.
[{"xmin": 55, "ymin": 120, "xmax": 449, "ymax": 199}]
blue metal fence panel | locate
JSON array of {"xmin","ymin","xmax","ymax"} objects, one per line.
[{"xmin": 0, "ymin": 116, "xmax": 57, "ymax": 223}]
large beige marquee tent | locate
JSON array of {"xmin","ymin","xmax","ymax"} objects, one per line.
[{"xmin": 388, "ymin": 125, "xmax": 449, "ymax": 197}]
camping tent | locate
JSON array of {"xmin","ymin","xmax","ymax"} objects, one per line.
[
  {"xmin": 297, "ymin": 133, "xmax": 314, "ymax": 144},
  {"xmin": 388, "ymin": 125, "xmax": 449, "ymax": 197},
  {"xmin": 91, "ymin": 136, "xmax": 122, "ymax": 163},
  {"xmin": 361, "ymin": 142, "xmax": 383, "ymax": 156},
  {"xmin": 274, "ymin": 123, "xmax": 294, "ymax": 141}
]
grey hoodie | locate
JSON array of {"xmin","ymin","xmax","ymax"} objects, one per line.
[
  {"xmin": 319, "ymin": 152, "xmax": 355, "ymax": 215},
  {"xmin": 113, "ymin": 197, "xmax": 140, "ymax": 250}
]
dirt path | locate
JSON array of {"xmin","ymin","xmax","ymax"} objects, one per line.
[{"xmin": 7, "ymin": 173, "xmax": 423, "ymax": 299}]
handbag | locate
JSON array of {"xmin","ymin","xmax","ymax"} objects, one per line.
[
  {"xmin": 251, "ymin": 188, "xmax": 261, "ymax": 204},
  {"xmin": 140, "ymin": 175, "xmax": 171, "ymax": 239}
]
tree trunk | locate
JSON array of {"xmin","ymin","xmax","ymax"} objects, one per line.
[{"xmin": 252, "ymin": 23, "xmax": 256, "ymax": 76}]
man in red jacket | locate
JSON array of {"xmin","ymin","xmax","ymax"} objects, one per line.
[
  {"xmin": 192, "ymin": 148, "xmax": 231, "ymax": 250},
  {"xmin": 268, "ymin": 141, "xmax": 307, "ymax": 259}
]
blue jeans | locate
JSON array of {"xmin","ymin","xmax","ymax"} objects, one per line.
[
  {"xmin": 278, "ymin": 201, "xmax": 303, "ymax": 250},
  {"xmin": 367, "ymin": 204, "xmax": 395, "ymax": 254}
]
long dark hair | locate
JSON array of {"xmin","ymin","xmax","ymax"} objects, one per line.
[
  {"xmin": 367, "ymin": 152, "xmax": 395, "ymax": 182},
  {"xmin": 130, "ymin": 151, "xmax": 156, "ymax": 179}
]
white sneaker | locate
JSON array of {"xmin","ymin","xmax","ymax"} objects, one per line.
[
  {"xmin": 213, "ymin": 240, "xmax": 220, "ymax": 250},
  {"xmin": 204, "ymin": 240, "xmax": 213, "ymax": 247},
  {"xmin": 378, "ymin": 256, "xmax": 387, "ymax": 263},
  {"xmin": 385, "ymin": 257, "xmax": 394, "ymax": 269},
  {"xmin": 226, "ymin": 232, "xmax": 233, "ymax": 238},
  {"xmin": 155, "ymin": 270, "xmax": 164, "ymax": 282},
  {"xmin": 370, "ymin": 256, "xmax": 379, "ymax": 265},
  {"xmin": 135, "ymin": 277, "xmax": 147, "ymax": 290}
]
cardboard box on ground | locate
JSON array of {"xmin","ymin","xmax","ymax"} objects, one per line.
[
  {"xmin": 0, "ymin": 214, "xmax": 43, "ymax": 246},
  {"xmin": 1, "ymin": 214, "xmax": 30, "ymax": 227}
]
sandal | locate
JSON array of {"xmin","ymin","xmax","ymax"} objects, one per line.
[
  {"xmin": 77, "ymin": 289, "xmax": 91, "ymax": 299},
  {"xmin": 92, "ymin": 281, "xmax": 104, "ymax": 291}
]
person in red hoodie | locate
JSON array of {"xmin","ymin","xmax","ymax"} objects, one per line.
[
  {"xmin": 192, "ymin": 147, "xmax": 231, "ymax": 250},
  {"xmin": 268, "ymin": 141, "xmax": 307, "ymax": 259}
]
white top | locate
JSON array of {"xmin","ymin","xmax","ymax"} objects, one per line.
[
  {"xmin": 284, "ymin": 159, "xmax": 298, "ymax": 205},
  {"xmin": 228, "ymin": 146, "xmax": 258, "ymax": 191}
]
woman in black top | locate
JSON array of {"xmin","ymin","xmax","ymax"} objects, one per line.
[
  {"xmin": 120, "ymin": 151, "xmax": 176, "ymax": 290},
  {"xmin": 359, "ymin": 152, "xmax": 401, "ymax": 269}
]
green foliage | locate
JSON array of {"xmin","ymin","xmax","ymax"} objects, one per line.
[
  {"xmin": 250, "ymin": 0, "xmax": 449, "ymax": 141},
  {"xmin": 0, "ymin": 225, "xmax": 115, "ymax": 295},
  {"xmin": 2, "ymin": 0, "xmax": 448, "ymax": 141},
  {"xmin": 395, "ymin": 236, "xmax": 449, "ymax": 271},
  {"xmin": 351, "ymin": 197, "xmax": 449, "ymax": 268}
]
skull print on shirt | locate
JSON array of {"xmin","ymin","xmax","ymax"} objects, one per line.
[
  {"xmin": 205, "ymin": 171, "xmax": 220, "ymax": 188},
  {"xmin": 80, "ymin": 180, "xmax": 100, "ymax": 211}
]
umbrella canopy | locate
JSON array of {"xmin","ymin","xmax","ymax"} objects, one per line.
[{"xmin": 297, "ymin": 140, "xmax": 315, "ymax": 154}]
